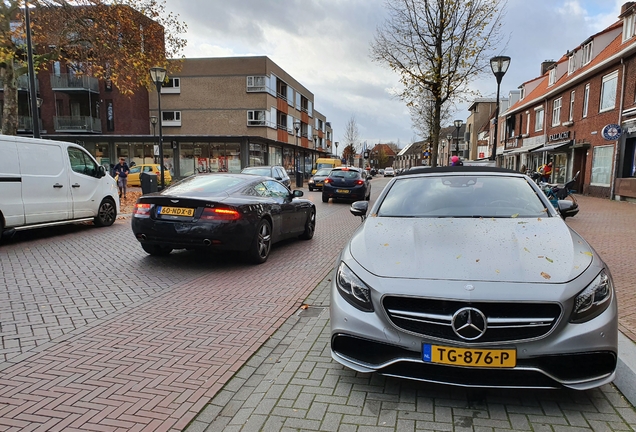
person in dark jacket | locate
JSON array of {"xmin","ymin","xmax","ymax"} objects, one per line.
[{"xmin": 113, "ymin": 157, "xmax": 130, "ymax": 198}]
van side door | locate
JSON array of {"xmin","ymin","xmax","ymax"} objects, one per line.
[
  {"xmin": 67, "ymin": 147, "xmax": 104, "ymax": 218},
  {"xmin": 0, "ymin": 139, "xmax": 25, "ymax": 228},
  {"xmin": 18, "ymin": 140, "xmax": 71, "ymax": 224}
]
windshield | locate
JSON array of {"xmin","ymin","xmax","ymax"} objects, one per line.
[
  {"xmin": 377, "ymin": 175, "xmax": 549, "ymax": 218},
  {"xmin": 316, "ymin": 163, "xmax": 335, "ymax": 169},
  {"xmin": 315, "ymin": 168, "xmax": 332, "ymax": 176}
]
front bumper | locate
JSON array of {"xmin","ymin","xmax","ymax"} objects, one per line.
[{"xmin": 330, "ymin": 275, "xmax": 618, "ymax": 390}]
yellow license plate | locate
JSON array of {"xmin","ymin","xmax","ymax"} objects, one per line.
[
  {"xmin": 336, "ymin": 189, "xmax": 350, "ymax": 193},
  {"xmin": 159, "ymin": 206, "xmax": 194, "ymax": 217},
  {"xmin": 423, "ymin": 344, "xmax": 516, "ymax": 368}
]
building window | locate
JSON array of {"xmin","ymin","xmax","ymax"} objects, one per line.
[
  {"xmin": 520, "ymin": 87, "xmax": 525, "ymax": 100},
  {"xmin": 583, "ymin": 83, "xmax": 590, "ymax": 118},
  {"xmin": 552, "ymin": 98, "xmax": 562, "ymax": 126},
  {"xmin": 247, "ymin": 110, "xmax": 266, "ymax": 126},
  {"xmin": 548, "ymin": 68, "xmax": 557, "ymax": 86},
  {"xmin": 623, "ymin": 14, "xmax": 635, "ymax": 42},
  {"xmin": 526, "ymin": 112, "xmax": 530, "ymax": 135},
  {"xmin": 569, "ymin": 91, "xmax": 575, "ymax": 121},
  {"xmin": 591, "ymin": 145, "xmax": 613, "ymax": 186},
  {"xmin": 162, "ymin": 111, "xmax": 181, "ymax": 126},
  {"xmin": 600, "ymin": 71, "xmax": 618, "ymax": 112},
  {"xmin": 247, "ymin": 76, "xmax": 268, "ymax": 92},
  {"xmin": 582, "ymin": 41, "xmax": 593, "ymax": 65},
  {"xmin": 161, "ymin": 77, "xmax": 180, "ymax": 94},
  {"xmin": 568, "ymin": 55, "xmax": 576, "ymax": 75},
  {"xmin": 535, "ymin": 107, "xmax": 544, "ymax": 131}
]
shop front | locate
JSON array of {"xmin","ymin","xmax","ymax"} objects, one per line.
[{"xmin": 615, "ymin": 121, "xmax": 636, "ymax": 200}]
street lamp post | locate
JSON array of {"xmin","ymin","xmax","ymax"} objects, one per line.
[
  {"xmin": 454, "ymin": 119, "xmax": 463, "ymax": 158},
  {"xmin": 335, "ymin": 142, "xmax": 339, "ymax": 158},
  {"xmin": 441, "ymin": 141, "xmax": 447, "ymax": 166},
  {"xmin": 446, "ymin": 134, "xmax": 453, "ymax": 163},
  {"xmin": 294, "ymin": 120, "xmax": 302, "ymax": 187},
  {"xmin": 150, "ymin": 66, "xmax": 167, "ymax": 189},
  {"xmin": 490, "ymin": 56, "xmax": 511, "ymax": 162},
  {"xmin": 150, "ymin": 116, "xmax": 158, "ymax": 163},
  {"xmin": 25, "ymin": 0, "xmax": 40, "ymax": 138}
]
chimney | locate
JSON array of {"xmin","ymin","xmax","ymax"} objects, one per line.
[
  {"xmin": 621, "ymin": 2, "xmax": 636, "ymax": 16},
  {"xmin": 541, "ymin": 60, "xmax": 557, "ymax": 75}
]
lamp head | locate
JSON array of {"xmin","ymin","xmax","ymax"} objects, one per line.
[
  {"xmin": 447, "ymin": 133, "xmax": 453, "ymax": 141},
  {"xmin": 490, "ymin": 56, "xmax": 511, "ymax": 82},
  {"xmin": 149, "ymin": 66, "xmax": 167, "ymax": 85},
  {"xmin": 454, "ymin": 119, "xmax": 463, "ymax": 129},
  {"xmin": 150, "ymin": 116, "xmax": 158, "ymax": 125},
  {"xmin": 293, "ymin": 120, "xmax": 301, "ymax": 131}
]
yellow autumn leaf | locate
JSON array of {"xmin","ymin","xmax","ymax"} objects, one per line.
[
  {"xmin": 582, "ymin": 251, "xmax": 593, "ymax": 256},
  {"xmin": 541, "ymin": 272, "xmax": 551, "ymax": 279},
  {"xmin": 383, "ymin": 243, "xmax": 389, "ymax": 247},
  {"xmin": 511, "ymin": 213, "xmax": 519, "ymax": 218},
  {"xmin": 545, "ymin": 257, "xmax": 553, "ymax": 263},
  {"xmin": 524, "ymin": 247, "xmax": 530, "ymax": 253},
  {"xmin": 456, "ymin": 255, "xmax": 462, "ymax": 259}
]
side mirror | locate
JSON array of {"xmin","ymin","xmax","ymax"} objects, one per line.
[
  {"xmin": 275, "ymin": 176, "xmax": 282, "ymax": 180},
  {"xmin": 557, "ymin": 199, "xmax": 578, "ymax": 219},
  {"xmin": 98, "ymin": 165, "xmax": 106, "ymax": 178},
  {"xmin": 350, "ymin": 200, "xmax": 369, "ymax": 221},
  {"xmin": 293, "ymin": 190, "xmax": 304, "ymax": 197}
]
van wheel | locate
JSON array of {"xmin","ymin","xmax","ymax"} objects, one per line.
[
  {"xmin": 141, "ymin": 243, "xmax": 173, "ymax": 256},
  {"xmin": 94, "ymin": 198, "xmax": 117, "ymax": 227}
]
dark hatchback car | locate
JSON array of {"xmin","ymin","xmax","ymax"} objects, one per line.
[
  {"xmin": 132, "ymin": 173, "xmax": 315, "ymax": 264},
  {"xmin": 308, "ymin": 168, "xmax": 332, "ymax": 191},
  {"xmin": 241, "ymin": 165, "xmax": 291, "ymax": 189},
  {"xmin": 322, "ymin": 167, "xmax": 371, "ymax": 203}
]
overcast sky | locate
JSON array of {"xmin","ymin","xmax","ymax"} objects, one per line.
[{"xmin": 166, "ymin": 0, "xmax": 623, "ymax": 150}]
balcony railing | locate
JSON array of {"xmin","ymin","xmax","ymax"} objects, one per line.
[
  {"xmin": 18, "ymin": 116, "xmax": 43, "ymax": 131},
  {"xmin": 54, "ymin": 116, "xmax": 102, "ymax": 133},
  {"xmin": 50, "ymin": 74, "xmax": 99, "ymax": 93},
  {"xmin": 0, "ymin": 75, "xmax": 40, "ymax": 92}
]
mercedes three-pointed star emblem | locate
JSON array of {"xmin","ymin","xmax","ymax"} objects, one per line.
[{"xmin": 451, "ymin": 307, "xmax": 487, "ymax": 340}]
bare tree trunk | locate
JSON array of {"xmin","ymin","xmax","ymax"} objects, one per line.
[{"xmin": 2, "ymin": 61, "xmax": 18, "ymax": 136}]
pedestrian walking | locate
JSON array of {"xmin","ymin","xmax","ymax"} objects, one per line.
[{"xmin": 113, "ymin": 157, "xmax": 130, "ymax": 198}]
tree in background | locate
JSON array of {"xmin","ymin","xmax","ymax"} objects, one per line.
[
  {"xmin": 342, "ymin": 115, "xmax": 360, "ymax": 166},
  {"xmin": 371, "ymin": 0, "xmax": 506, "ymax": 167},
  {"xmin": 0, "ymin": 0, "xmax": 187, "ymax": 134}
]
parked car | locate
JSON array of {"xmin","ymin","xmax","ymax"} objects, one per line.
[
  {"xmin": 331, "ymin": 166, "xmax": 617, "ymax": 390},
  {"xmin": 0, "ymin": 135, "xmax": 119, "ymax": 240},
  {"xmin": 384, "ymin": 167, "xmax": 395, "ymax": 177},
  {"xmin": 308, "ymin": 168, "xmax": 332, "ymax": 191},
  {"xmin": 131, "ymin": 173, "xmax": 315, "ymax": 263},
  {"xmin": 241, "ymin": 166, "xmax": 291, "ymax": 189},
  {"xmin": 127, "ymin": 164, "xmax": 172, "ymax": 187},
  {"xmin": 322, "ymin": 167, "xmax": 371, "ymax": 203}
]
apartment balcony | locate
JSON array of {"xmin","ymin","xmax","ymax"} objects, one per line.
[
  {"xmin": 0, "ymin": 75, "xmax": 40, "ymax": 92},
  {"xmin": 50, "ymin": 74, "xmax": 99, "ymax": 93},
  {"xmin": 54, "ymin": 116, "xmax": 102, "ymax": 133},
  {"xmin": 18, "ymin": 116, "xmax": 43, "ymax": 131}
]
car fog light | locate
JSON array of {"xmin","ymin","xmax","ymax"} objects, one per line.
[
  {"xmin": 336, "ymin": 262, "xmax": 373, "ymax": 312},
  {"xmin": 571, "ymin": 270, "xmax": 613, "ymax": 323}
]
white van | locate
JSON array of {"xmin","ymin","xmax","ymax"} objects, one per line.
[{"xmin": 0, "ymin": 135, "xmax": 120, "ymax": 239}]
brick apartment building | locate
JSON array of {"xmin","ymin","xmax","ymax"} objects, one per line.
[{"xmin": 489, "ymin": 1, "xmax": 636, "ymax": 200}]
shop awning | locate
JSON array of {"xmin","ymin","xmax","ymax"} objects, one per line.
[
  {"xmin": 531, "ymin": 140, "xmax": 573, "ymax": 153},
  {"xmin": 505, "ymin": 144, "xmax": 545, "ymax": 154}
]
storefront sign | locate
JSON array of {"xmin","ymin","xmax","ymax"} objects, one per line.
[
  {"xmin": 602, "ymin": 124, "xmax": 622, "ymax": 140},
  {"xmin": 549, "ymin": 131, "xmax": 570, "ymax": 141}
]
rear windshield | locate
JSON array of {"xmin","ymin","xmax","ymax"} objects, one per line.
[
  {"xmin": 242, "ymin": 167, "xmax": 271, "ymax": 176},
  {"xmin": 315, "ymin": 168, "xmax": 332, "ymax": 176},
  {"xmin": 377, "ymin": 175, "xmax": 549, "ymax": 218},
  {"xmin": 330, "ymin": 170, "xmax": 360, "ymax": 179},
  {"xmin": 162, "ymin": 175, "xmax": 244, "ymax": 197},
  {"xmin": 316, "ymin": 163, "xmax": 335, "ymax": 169}
]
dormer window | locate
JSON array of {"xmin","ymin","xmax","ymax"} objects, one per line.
[
  {"xmin": 582, "ymin": 41, "xmax": 593, "ymax": 66},
  {"xmin": 568, "ymin": 55, "xmax": 576, "ymax": 75},
  {"xmin": 519, "ymin": 86, "xmax": 525, "ymax": 100},
  {"xmin": 624, "ymin": 14, "xmax": 636, "ymax": 42},
  {"xmin": 548, "ymin": 68, "xmax": 557, "ymax": 86}
]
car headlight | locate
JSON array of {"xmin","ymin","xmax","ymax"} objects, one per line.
[
  {"xmin": 336, "ymin": 262, "xmax": 374, "ymax": 312},
  {"xmin": 570, "ymin": 270, "xmax": 613, "ymax": 323}
]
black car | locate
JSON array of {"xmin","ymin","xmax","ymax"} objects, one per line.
[
  {"xmin": 241, "ymin": 166, "xmax": 291, "ymax": 189},
  {"xmin": 132, "ymin": 173, "xmax": 316, "ymax": 263},
  {"xmin": 308, "ymin": 168, "xmax": 332, "ymax": 191},
  {"xmin": 322, "ymin": 167, "xmax": 371, "ymax": 203}
]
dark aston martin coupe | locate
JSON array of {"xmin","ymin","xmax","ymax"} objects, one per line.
[{"xmin": 131, "ymin": 173, "xmax": 316, "ymax": 263}]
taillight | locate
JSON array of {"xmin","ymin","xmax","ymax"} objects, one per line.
[
  {"xmin": 154, "ymin": 171, "xmax": 160, "ymax": 176},
  {"xmin": 355, "ymin": 180, "xmax": 364, "ymax": 185},
  {"xmin": 200, "ymin": 207, "xmax": 240, "ymax": 221},
  {"xmin": 133, "ymin": 203, "xmax": 152, "ymax": 218},
  {"xmin": 324, "ymin": 178, "xmax": 332, "ymax": 184}
]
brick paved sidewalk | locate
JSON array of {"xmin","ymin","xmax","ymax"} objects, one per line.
[{"xmin": 185, "ymin": 272, "xmax": 636, "ymax": 432}]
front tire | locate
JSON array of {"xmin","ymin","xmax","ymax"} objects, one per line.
[
  {"xmin": 309, "ymin": 186, "xmax": 314, "ymax": 191},
  {"xmin": 94, "ymin": 198, "xmax": 117, "ymax": 227},
  {"xmin": 141, "ymin": 244, "xmax": 173, "ymax": 256},
  {"xmin": 248, "ymin": 219, "xmax": 272, "ymax": 264},
  {"xmin": 299, "ymin": 208, "xmax": 316, "ymax": 240}
]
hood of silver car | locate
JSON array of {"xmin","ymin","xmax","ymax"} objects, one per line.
[{"xmin": 349, "ymin": 217, "xmax": 593, "ymax": 283}]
